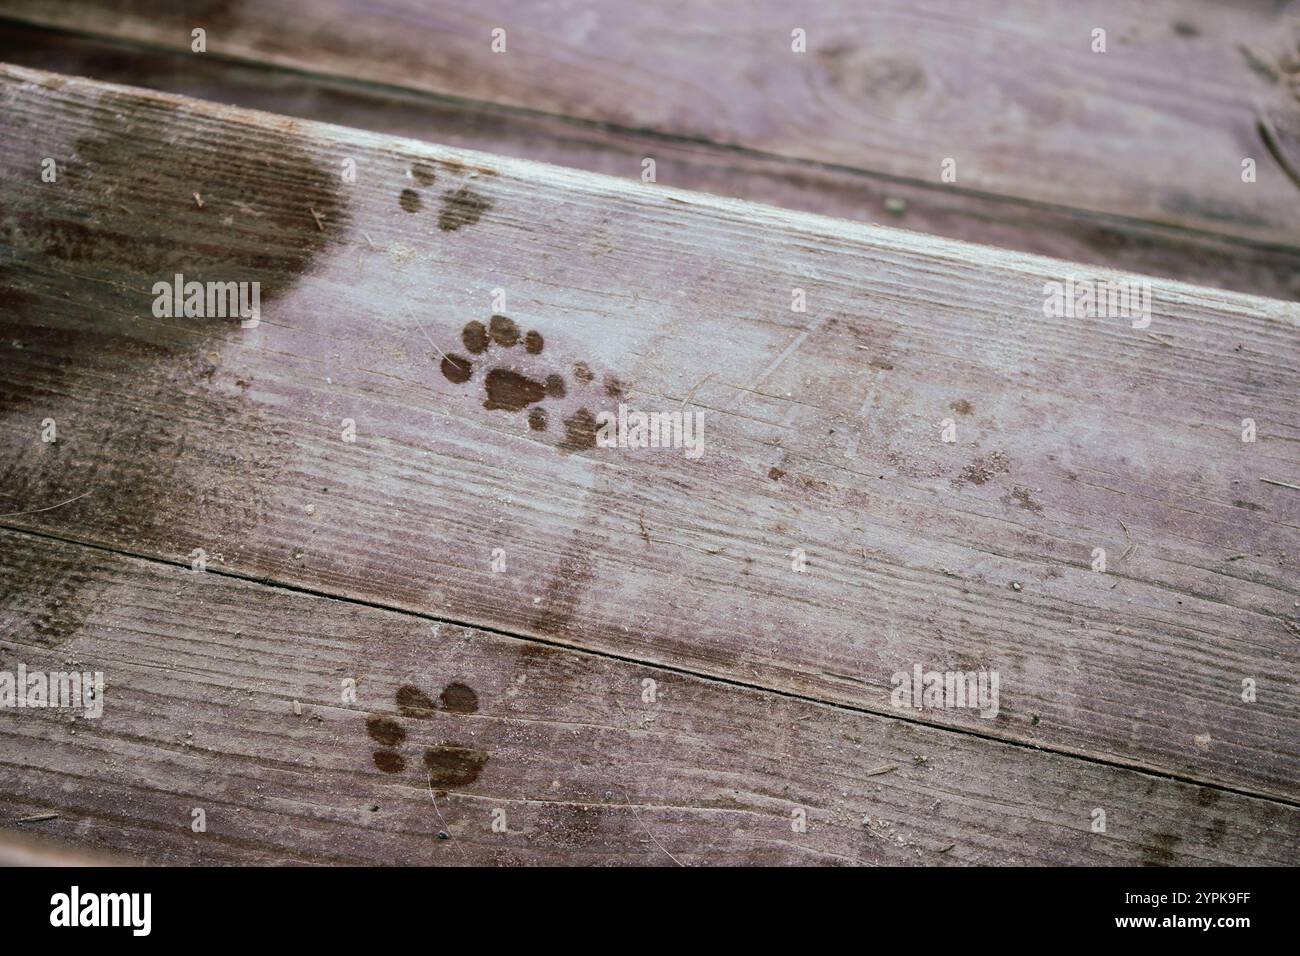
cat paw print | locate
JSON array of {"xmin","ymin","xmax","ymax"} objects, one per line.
[
  {"xmin": 365, "ymin": 682, "xmax": 488, "ymax": 786},
  {"xmin": 439, "ymin": 314, "xmax": 625, "ymax": 450},
  {"xmin": 398, "ymin": 161, "xmax": 494, "ymax": 231}
]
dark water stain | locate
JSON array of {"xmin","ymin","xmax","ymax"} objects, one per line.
[
  {"xmin": 423, "ymin": 743, "xmax": 489, "ymax": 786},
  {"xmin": 411, "ymin": 162, "xmax": 438, "ymax": 186},
  {"xmin": 1141, "ymin": 832, "xmax": 1181, "ymax": 867},
  {"xmin": 0, "ymin": 268, "xmax": 38, "ymax": 313},
  {"xmin": 438, "ymin": 157, "xmax": 498, "ymax": 179},
  {"xmin": 366, "ymin": 714, "xmax": 406, "ymax": 746},
  {"xmin": 439, "ymin": 681, "xmax": 479, "ymax": 714},
  {"xmin": 0, "ymin": 96, "xmax": 347, "ymax": 644},
  {"xmin": 440, "ymin": 354, "xmax": 472, "ymax": 383},
  {"xmin": 560, "ymin": 408, "xmax": 599, "ymax": 451},
  {"xmin": 517, "ymin": 641, "xmax": 559, "ymax": 662},
  {"xmin": 462, "ymin": 321, "xmax": 489, "ymax": 354},
  {"xmin": 1206, "ymin": 816, "xmax": 1227, "ymax": 849},
  {"xmin": 395, "ymin": 684, "xmax": 438, "ymax": 718},
  {"xmin": 367, "ymin": 681, "xmax": 482, "ymax": 775},
  {"xmin": 1196, "ymin": 787, "xmax": 1220, "ymax": 807},
  {"xmin": 399, "ymin": 188, "xmax": 422, "ymax": 213},
  {"xmin": 436, "ymin": 318, "xmax": 623, "ymax": 448},
  {"xmin": 484, "ymin": 368, "xmax": 546, "ymax": 411},
  {"xmin": 444, "ymin": 319, "xmax": 558, "ymax": 415},
  {"xmin": 488, "ymin": 314, "xmax": 519, "ymax": 347},
  {"xmin": 0, "ymin": 539, "xmax": 111, "ymax": 651},
  {"xmin": 531, "ymin": 535, "xmax": 596, "ymax": 635},
  {"xmin": 373, "ymin": 750, "xmax": 406, "ymax": 774},
  {"xmin": 1232, "ymin": 500, "xmax": 1264, "ymax": 512},
  {"xmin": 438, "ymin": 186, "xmax": 493, "ymax": 231},
  {"xmin": 951, "ymin": 399, "xmax": 973, "ymax": 416},
  {"xmin": 768, "ymin": 467, "xmax": 786, "ymax": 481}
]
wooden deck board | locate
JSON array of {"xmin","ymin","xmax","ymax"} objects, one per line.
[
  {"xmin": 0, "ymin": 22, "xmax": 1295, "ymax": 301},
  {"xmin": 4, "ymin": 528, "xmax": 1296, "ymax": 865},
  {"xmin": 3, "ymin": 0, "xmax": 1299, "ymax": 247},
  {"xmin": 0, "ymin": 66, "xmax": 1298, "ymax": 861}
]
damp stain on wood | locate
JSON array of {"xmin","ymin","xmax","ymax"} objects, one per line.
[
  {"xmin": 0, "ymin": 87, "xmax": 349, "ymax": 644},
  {"xmin": 438, "ymin": 185, "xmax": 493, "ymax": 231}
]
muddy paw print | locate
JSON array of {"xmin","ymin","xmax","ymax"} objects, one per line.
[
  {"xmin": 439, "ymin": 315, "xmax": 625, "ymax": 450},
  {"xmin": 365, "ymin": 682, "xmax": 488, "ymax": 786},
  {"xmin": 399, "ymin": 161, "xmax": 494, "ymax": 231}
]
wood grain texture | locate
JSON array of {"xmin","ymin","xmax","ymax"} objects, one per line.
[
  {"xmin": 0, "ymin": 23, "xmax": 1296, "ymax": 302},
  {"xmin": 4, "ymin": 528, "xmax": 1297, "ymax": 865},
  {"xmin": 2, "ymin": 0, "xmax": 1299, "ymax": 247},
  {"xmin": 0, "ymin": 66, "xmax": 1298, "ymax": 816}
]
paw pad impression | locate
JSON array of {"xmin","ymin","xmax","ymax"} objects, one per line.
[{"xmin": 365, "ymin": 681, "xmax": 488, "ymax": 787}]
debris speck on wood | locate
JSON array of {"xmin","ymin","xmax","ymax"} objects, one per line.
[
  {"xmin": 18, "ymin": 813, "xmax": 60, "ymax": 823},
  {"xmin": 192, "ymin": 192, "xmax": 203, "ymax": 208},
  {"xmin": 310, "ymin": 207, "xmax": 326, "ymax": 231},
  {"xmin": 866, "ymin": 764, "xmax": 898, "ymax": 776},
  {"xmin": 1117, "ymin": 518, "xmax": 1138, "ymax": 561}
]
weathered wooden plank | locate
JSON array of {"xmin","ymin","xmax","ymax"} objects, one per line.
[
  {"xmin": 1, "ymin": 22, "xmax": 1296, "ymax": 301},
  {"xmin": 3, "ymin": 529, "xmax": 1295, "ymax": 865},
  {"xmin": 3, "ymin": 0, "xmax": 1299, "ymax": 247},
  {"xmin": 0, "ymin": 828, "xmax": 137, "ymax": 865},
  {"xmin": 1, "ymin": 66, "xmax": 1298, "ymax": 806}
]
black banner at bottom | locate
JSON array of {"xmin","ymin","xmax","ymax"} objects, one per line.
[{"xmin": 0, "ymin": 865, "xmax": 1281, "ymax": 941}]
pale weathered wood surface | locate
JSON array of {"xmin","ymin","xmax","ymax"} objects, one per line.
[
  {"xmin": 4, "ymin": 528, "xmax": 1296, "ymax": 865},
  {"xmin": 0, "ymin": 827, "xmax": 137, "ymax": 865},
  {"xmin": 3, "ymin": 0, "xmax": 1299, "ymax": 247},
  {"xmin": 0, "ymin": 65, "xmax": 1297, "ymax": 856},
  {"xmin": 0, "ymin": 22, "xmax": 1296, "ymax": 301}
]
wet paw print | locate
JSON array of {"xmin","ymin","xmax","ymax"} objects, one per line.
[
  {"xmin": 399, "ymin": 161, "xmax": 494, "ymax": 231},
  {"xmin": 439, "ymin": 314, "xmax": 624, "ymax": 450},
  {"xmin": 365, "ymin": 682, "xmax": 488, "ymax": 787}
]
